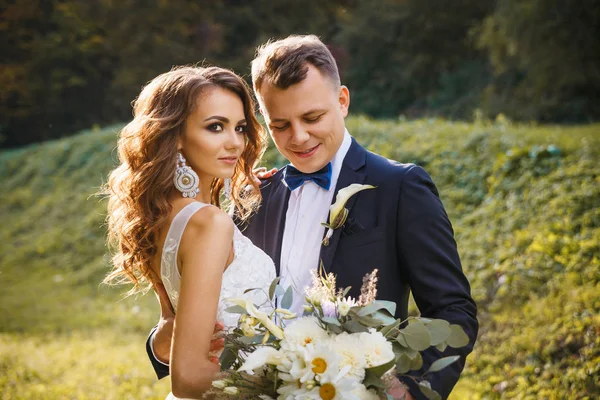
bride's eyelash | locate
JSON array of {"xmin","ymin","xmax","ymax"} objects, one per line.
[{"xmin": 207, "ymin": 122, "xmax": 224, "ymax": 132}]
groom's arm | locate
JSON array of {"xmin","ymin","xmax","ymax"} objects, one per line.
[
  {"xmin": 146, "ymin": 282, "xmax": 175, "ymax": 379},
  {"xmin": 146, "ymin": 282, "xmax": 225, "ymax": 380},
  {"xmin": 146, "ymin": 326, "xmax": 171, "ymax": 379},
  {"xmin": 396, "ymin": 165, "xmax": 479, "ymax": 400}
]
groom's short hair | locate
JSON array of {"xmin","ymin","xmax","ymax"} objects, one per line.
[{"xmin": 251, "ymin": 35, "xmax": 341, "ymax": 93}]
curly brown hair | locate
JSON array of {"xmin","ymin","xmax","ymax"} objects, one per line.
[{"xmin": 104, "ymin": 66, "xmax": 266, "ymax": 293}]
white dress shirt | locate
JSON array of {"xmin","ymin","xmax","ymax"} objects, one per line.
[{"xmin": 279, "ymin": 130, "xmax": 352, "ymax": 314}]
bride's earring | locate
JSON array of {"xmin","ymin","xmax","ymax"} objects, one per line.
[
  {"xmin": 223, "ymin": 178, "xmax": 232, "ymax": 199},
  {"xmin": 173, "ymin": 152, "xmax": 200, "ymax": 198}
]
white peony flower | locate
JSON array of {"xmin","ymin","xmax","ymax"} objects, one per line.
[
  {"xmin": 359, "ymin": 330, "xmax": 396, "ymax": 368},
  {"xmin": 238, "ymin": 347, "xmax": 286, "ymax": 373},
  {"xmin": 351, "ymin": 383, "xmax": 380, "ymax": 400},
  {"xmin": 331, "ymin": 333, "xmax": 367, "ymax": 381},
  {"xmin": 281, "ymin": 317, "xmax": 329, "ymax": 352}
]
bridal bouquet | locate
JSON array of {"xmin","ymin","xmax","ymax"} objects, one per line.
[{"xmin": 208, "ymin": 268, "xmax": 469, "ymax": 400}]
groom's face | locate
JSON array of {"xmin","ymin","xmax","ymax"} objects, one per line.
[{"xmin": 256, "ymin": 65, "xmax": 350, "ymax": 173}]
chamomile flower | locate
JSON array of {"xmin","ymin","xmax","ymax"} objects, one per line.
[{"xmin": 308, "ymin": 364, "xmax": 359, "ymax": 400}]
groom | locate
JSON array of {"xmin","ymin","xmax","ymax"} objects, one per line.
[{"xmin": 148, "ymin": 35, "xmax": 478, "ymax": 399}]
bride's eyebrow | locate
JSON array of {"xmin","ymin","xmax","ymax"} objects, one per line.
[
  {"xmin": 203, "ymin": 116, "xmax": 247, "ymax": 125},
  {"xmin": 203, "ymin": 115, "xmax": 229, "ymax": 122}
]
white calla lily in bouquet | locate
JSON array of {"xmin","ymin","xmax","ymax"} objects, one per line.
[{"xmin": 207, "ymin": 267, "xmax": 469, "ymax": 400}]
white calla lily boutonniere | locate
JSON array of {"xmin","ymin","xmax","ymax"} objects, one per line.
[{"xmin": 321, "ymin": 183, "xmax": 376, "ymax": 246}]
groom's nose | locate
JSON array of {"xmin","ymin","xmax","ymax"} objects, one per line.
[{"xmin": 289, "ymin": 122, "xmax": 310, "ymax": 145}]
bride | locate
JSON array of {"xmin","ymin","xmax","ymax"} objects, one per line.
[{"xmin": 103, "ymin": 66, "xmax": 276, "ymax": 399}]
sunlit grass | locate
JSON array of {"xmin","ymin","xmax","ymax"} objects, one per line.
[
  {"xmin": 0, "ymin": 331, "xmax": 170, "ymax": 399},
  {"xmin": 1, "ymin": 117, "xmax": 598, "ymax": 398}
]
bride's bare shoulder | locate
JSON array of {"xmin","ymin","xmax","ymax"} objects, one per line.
[{"xmin": 180, "ymin": 203, "xmax": 234, "ymax": 250}]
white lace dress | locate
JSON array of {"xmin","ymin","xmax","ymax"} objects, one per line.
[{"xmin": 162, "ymin": 202, "xmax": 276, "ymax": 399}]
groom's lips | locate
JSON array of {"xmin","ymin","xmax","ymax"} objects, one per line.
[{"xmin": 292, "ymin": 144, "xmax": 320, "ymax": 159}]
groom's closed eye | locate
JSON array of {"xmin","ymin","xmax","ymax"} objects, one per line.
[
  {"xmin": 270, "ymin": 123, "xmax": 289, "ymax": 132},
  {"xmin": 304, "ymin": 112, "xmax": 326, "ymax": 123}
]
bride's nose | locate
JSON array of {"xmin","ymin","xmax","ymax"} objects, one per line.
[{"xmin": 225, "ymin": 129, "xmax": 245, "ymax": 150}]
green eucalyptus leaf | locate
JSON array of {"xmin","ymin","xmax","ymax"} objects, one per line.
[
  {"xmin": 274, "ymin": 285, "xmax": 285, "ymax": 297},
  {"xmin": 428, "ymin": 355, "xmax": 461, "ymax": 373},
  {"xmin": 435, "ymin": 342, "xmax": 448, "ymax": 352},
  {"xmin": 410, "ymin": 351, "xmax": 423, "ymax": 370},
  {"xmin": 365, "ymin": 357, "xmax": 396, "ymax": 378},
  {"xmin": 357, "ymin": 300, "xmax": 396, "ymax": 317},
  {"xmin": 426, "ymin": 319, "xmax": 452, "ymax": 345},
  {"xmin": 356, "ymin": 315, "xmax": 384, "ymax": 327},
  {"xmin": 342, "ymin": 286, "xmax": 352, "ymax": 297},
  {"xmin": 281, "ymin": 286, "xmax": 293, "ymax": 309},
  {"xmin": 418, "ymin": 381, "xmax": 442, "ymax": 400},
  {"xmin": 321, "ymin": 316, "xmax": 341, "ymax": 326},
  {"xmin": 396, "ymin": 332, "xmax": 409, "ymax": 347},
  {"xmin": 343, "ymin": 320, "xmax": 370, "ymax": 333},
  {"xmin": 392, "ymin": 342, "xmax": 418, "ymax": 359},
  {"xmin": 224, "ymin": 305, "xmax": 248, "ymax": 314},
  {"xmin": 363, "ymin": 370, "xmax": 386, "ymax": 389},
  {"xmin": 373, "ymin": 310, "xmax": 397, "ymax": 325},
  {"xmin": 395, "ymin": 352, "xmax": 412, "ymax": 374},
  {"xmin": 239, "ymin": 335, "xmax": 264, "ymax": 344},
  {"xmin": 219, "ymin": 347, "xmax": 237, "ymax": 370},
  {"xmin": 380, "ymin": 319, "xmax": 401, "ymax": 337},
  {"xmin": 400, "ymin": 320, "xmax": 431, "ymax": 351},
  {"xmin": 446, "ymin": 324, "xmax": 469, "ymax": 348},
  {"xmin": 327, "ymin": 323, "xmax": 343, "ymax": 334},
  {"xmin": 268, "ymin": 277, "xmax": 281, "ymax": 300}
]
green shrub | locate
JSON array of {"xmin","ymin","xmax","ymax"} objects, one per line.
[{"xmin": 1, "ymin": 118, "xmax": 598, "ymax": 398}]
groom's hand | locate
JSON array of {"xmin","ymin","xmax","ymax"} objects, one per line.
[
  {"xmin": 252, "ymin": 167, "xmax": 278, "ymax": 186},
  {"xmin": 153, "ymin": 282, "xmax": 175, "ymax": 364},
  {"xmin": 153, "ymin": 282, "xmax": 225, "ymax": 365},
  {"xmin": 385, "ymin": 376, "xmax": 414, "ymax": 400}
]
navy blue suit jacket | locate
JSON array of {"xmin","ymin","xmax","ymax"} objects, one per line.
[{"xmin": 147, "ymin": 139, "xmax": 478, "ymax": 399}]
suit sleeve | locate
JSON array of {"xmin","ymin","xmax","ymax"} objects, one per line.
[
  {"xmin": 395, "ymin": 165, "xmax": 479, "ymax": 400},
  {"xmin": 146, "ymin": 326, "xmax": 170, "ymax": 379}
]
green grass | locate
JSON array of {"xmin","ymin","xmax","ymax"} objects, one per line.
[{"xmin": 1, "ymin": 117, "xmax": 598, "ymax": 399}]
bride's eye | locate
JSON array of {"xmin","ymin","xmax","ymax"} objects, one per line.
[
  {"xmin": 235, "ymin": 125, "xmax": 248, "ymax": 134},
  {"xmin": 208, "ymin": 123, "xmax": 224, "ymax": 132}
]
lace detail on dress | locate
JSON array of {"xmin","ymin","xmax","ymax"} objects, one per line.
[{"xmin": 160, "ymin": 202, "xmax": 276, "ymax": 328}]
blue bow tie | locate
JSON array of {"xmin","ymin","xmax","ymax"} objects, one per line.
[{"xmin": 283, "ymin": 163, "xmax": 332, "ymax": 191}]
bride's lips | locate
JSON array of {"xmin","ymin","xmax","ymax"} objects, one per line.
[
  {"xmin": 292, "ymin": 144, "xmax": 320, "ymax": 159},
  {"xmin": 219, "ymin": 156, "xmax": 238, "ymax": 165}
]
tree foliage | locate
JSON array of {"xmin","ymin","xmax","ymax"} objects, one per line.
[
  {"xmin": 1, "ymin": 0, "xmax": 598, "ymax": 148},
  {"xmin": 475, "ymin": 0, "xmax": 600, "ymax": 122}
]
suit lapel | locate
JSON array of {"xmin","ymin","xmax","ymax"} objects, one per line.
[
  {"xmin": 264, "ymin": 174, "xmax": 290, "ymax": 276},
  {"xmin": 319, "ymin": 139, "xmax": 367, "ymax": 273}
]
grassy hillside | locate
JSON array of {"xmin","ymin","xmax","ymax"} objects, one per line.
[{"xmin": 1, "ymin": 118, "xmax": 598, "ymax": 399}]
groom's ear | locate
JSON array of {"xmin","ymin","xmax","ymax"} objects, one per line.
[{"xmin": 338, "ymin": 85, "xmax": 350, "ymax": 118}]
